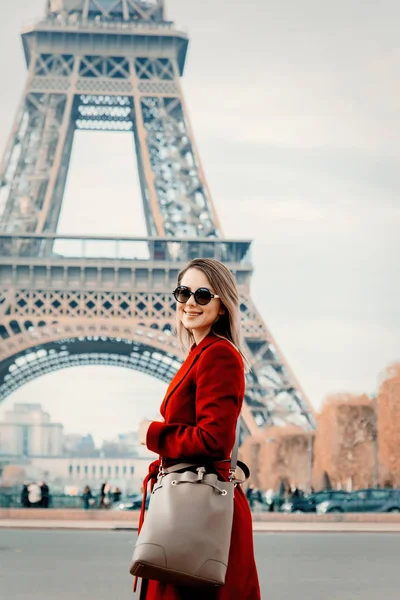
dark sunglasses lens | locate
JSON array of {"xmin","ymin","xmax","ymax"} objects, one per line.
[
  {"xmin": 194, "ymin": 289, "xmax": 213, "ymax": 305},
  {"xmin": 174, "ymin": 287, "xmax": 191, "ymax": 303}
]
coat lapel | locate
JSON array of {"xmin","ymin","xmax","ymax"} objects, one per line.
[{"xmin": 161, "ymin": 334, "xmax": 220, "ymax": 415}]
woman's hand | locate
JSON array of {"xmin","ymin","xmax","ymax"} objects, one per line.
[{"xmin": 139, "ymin": 420, "xmax": 153, "ymax": 445}]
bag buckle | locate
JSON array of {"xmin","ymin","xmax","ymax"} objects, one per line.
[
  {"xmin": 228, "ymin": 468, "xmax": 236, "ymax": 482},
  {"xmin": 196, "ymin": 466, "xmax": 206, "ymax": 481}
]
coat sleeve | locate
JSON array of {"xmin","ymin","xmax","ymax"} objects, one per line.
[{"xmin": 146, "ymin": 342, "xmax": 244, "ymax": 460}]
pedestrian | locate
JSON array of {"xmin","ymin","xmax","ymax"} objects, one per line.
[
  {"xmin": 40, "ymin": 481, "xmax": 50, "ymax": 508},
  {"xmin": 112, "ymin": 486, "xmax": 121, "ymax": 503},
  {"xmin": 265, "ymin": 488, "xmax": 275, "ymax": 512},
  {"xmin": 99, "ymin": 481, "xmax": 106, "ymax": 508},
  {"xmin": 137, "ymin": 258, "xmax": 261, "ymax": 599},
  {"xmin": 103, "ymin": 482, "xmax": 111, "ymax": 508},
  {"xmin": 20, "ymin": 483, "xmax": 30, "ymax": 508},
  {"xmin": 82, "ymin": 485, "xmax": 94, "ymax": 510},
  {"xmin": 291, "ymin": 487, "xmax": 304, "ymax": 499},
  {"xmin": 27, "ymin": 482, "xmax": 42, "ymax": 508},
  {"xmin": 246, "ymin": 484, "xmax": 255, "ymax": 511}
]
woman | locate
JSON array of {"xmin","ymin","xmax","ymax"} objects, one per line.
[
  {"xmin": 137, "ymin": 258, "xmax": 261, "ymax": 599},
  {"xmin": 82, "ymin": 485, "xmax": 94, "ymax": 510},
  {"xmin": 20, "ymin": 483, "xmax": 30, "ymax": 508}
]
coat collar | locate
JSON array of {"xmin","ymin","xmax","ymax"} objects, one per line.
[
  {"xmin": 161, "ymin": 333, "xmax": 221, "ymax": 414},
  {"xmin": 189, "ymin": 331, "xmax": 221, "ymax": 356}
]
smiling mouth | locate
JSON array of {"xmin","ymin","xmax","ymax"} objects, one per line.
[{"xmin": 184, "ymin": 311, "xmax": 202, "ymax": 316}]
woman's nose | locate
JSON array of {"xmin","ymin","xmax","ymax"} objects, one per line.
[{"xmin": 186, "ymin": 294, "xmax": 197, "ymax": 306}]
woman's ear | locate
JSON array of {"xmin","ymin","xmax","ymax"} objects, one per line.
[{"xmin": 218, "ymin": 306, "xmax": 226, "ymax": 316}]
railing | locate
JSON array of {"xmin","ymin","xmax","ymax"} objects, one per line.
[
  {"xmin": 24, "ymin": 18, "xmax": 187, "ymax": 37},
  {"xmin": 0, "ymin": 492, "xmax": 272, "ymax": 512},
  {"xmin": 0, "ymin": 493, "xmax": 83, "ymax": 509},
  {"xmin": 0, "ymin": 234, "xmax": 252, "ymax": 266}
]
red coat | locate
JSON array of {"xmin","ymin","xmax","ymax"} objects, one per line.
[{"xmin": 139, "ymin": 333, "xmax": 261, "ymax": 600}]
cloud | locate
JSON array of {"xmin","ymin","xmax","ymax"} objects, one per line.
[
  {"xmin": 177, "ymin": 0, "xmax": 400, "ymax": 155},
  {"xmin": 253, "ymin": 199, "xmax": 325, "ymax": 223},
  {"xmin": 274, "ymin": 316, "xmax": 400, "ymax": 407}
]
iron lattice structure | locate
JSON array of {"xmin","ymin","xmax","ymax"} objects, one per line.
[{"xmin": 0, "ymin": 0, "xmax": 316, "ymax": 438}]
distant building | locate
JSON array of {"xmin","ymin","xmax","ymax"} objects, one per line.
[
  {"xmin": 63, "ymin": 433, "xmax": 85, "ymax": 455},
  {"xmin": 63, "ymin": 433, "xmax": 98, "ymax": 457},
  {"xmin": 101, "ymin": 431, "xmax": 153, "ymax": 459},
  {"xmin": 29, "ymin": 455, "xmax": 153, "ymax": 494},
  {"xmin": 0, "ymin": 405, "xmax": 155, "ymax": 491},
  {"xmin": 0, "ymin": 403, "xmax": 63, "ymax": 458}
]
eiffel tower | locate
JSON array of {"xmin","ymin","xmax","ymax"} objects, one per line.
[{"xmin": 0, "ymin": 0, "xmax": 315, "ymax": 438}]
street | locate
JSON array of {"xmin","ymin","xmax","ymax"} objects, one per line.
[{"xmin": 0, "ymin": 530, "xmax": 399, "ymax": 599}]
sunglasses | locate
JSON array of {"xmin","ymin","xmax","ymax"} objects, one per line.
[{"xmin": 172, "ymin": 286, "xmax": 220, "ymax": 306}]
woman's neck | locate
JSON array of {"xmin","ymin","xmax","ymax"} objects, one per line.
[{"xmin": 192, "ymin": 327, "xmax": 212, "ymax": 346}]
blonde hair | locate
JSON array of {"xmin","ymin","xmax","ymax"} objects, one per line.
[{"xmin": 175, "ymin": 258, "xmax": 247, "ymax": 363}]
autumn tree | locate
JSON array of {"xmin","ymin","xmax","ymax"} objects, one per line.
[
  {"xmin": 313, "ymin": 394, "xmax": 376, "ymax": 490},
  {"xmin": 377, "ymin": 363, "xmax": 400, "ymax": 487},
  {"xmin": 239, "ymin": 433, "xmax": 265, "ymax": 489},
  {"xmin": 0, "ymin": 464, "xmax": 26, "ymax": 487},
  {"xmin": 240, "ymin": 426, "xmax": 314, "ymax": 491}
]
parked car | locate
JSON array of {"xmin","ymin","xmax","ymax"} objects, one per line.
[
  {"xmin": 112, "ymin": 493, "xmax": 150, "ymax": 511},
  {"xmin": 317, "ymin": 488, "xmax": 400, "ymax": 514},
  {"xmin": 281, "ymin": 490, "xmax": 348, "ymax": 513}
]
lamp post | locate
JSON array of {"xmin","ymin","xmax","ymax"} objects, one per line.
[
  {"xmin": 265, "ymin": 437, "xmax": 276, "ymax": 489},
  {"xmin": 307, "ymin": 435, "xmax": 314, "ymax": 493},
  {"xmin": 371, "ymin": 395, "xmax": 379, "ymax": 488}
]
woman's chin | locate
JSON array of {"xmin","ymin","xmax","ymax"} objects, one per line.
[{"xmin": 183, "ymin": 321, "xmax": 199, "ymax": 332}]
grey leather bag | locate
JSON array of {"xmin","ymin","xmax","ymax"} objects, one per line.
[{"xmin": 129, "ymin": 424, "xmax": 249, "ymax": 587}]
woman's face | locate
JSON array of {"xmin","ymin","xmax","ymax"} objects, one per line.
[{"xmin": 178, "ymin": 268, "xmax": 224, "ymax": 343}]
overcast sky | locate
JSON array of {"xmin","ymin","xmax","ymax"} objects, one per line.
[{"xmin": 0, "ymin": 0, "xmax": 399, "ymax": 444}]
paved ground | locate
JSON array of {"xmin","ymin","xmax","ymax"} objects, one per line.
[
  {"xmin": 0, "ymin": 530, "xmax": 399, "ymax": 599},
  {"xmin": 2, "ymin": 518, "xmax": 400, "ymax": 532}
]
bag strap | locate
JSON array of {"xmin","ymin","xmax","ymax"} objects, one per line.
[
  {"xmin": 161, "ymin": 420, "xmax": 241, "ymax": 476},
  {"xmin": 229, "ymin": 419, "xmax": 240, "ymax": 476},
  {"xmin": 229, "ymin": 420, "xmax": 251, "ymax": 482},
  {"xmin": 234, "ymin": 460, "xmax": 250, "ymax": 483},
  {"xmin": 161, "ymin": 420, "xmax": 250, "ymax": 483},
  {"xmin": 161, "ymin": 459, "xmax": 250, "ymax": 484}
]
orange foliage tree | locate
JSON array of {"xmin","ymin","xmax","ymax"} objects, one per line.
[
  {"xmin": 240, "ymin": 426, "xmax": 314, "ymax": 491},
  {"xmin": 313, "ymin": 394, "xmax": 376, "ymax": 490},
  {"xmin": 377, "ymin": 363, "xmax": 400, "ymax": 487},
  {"xmin": 0, "ymin": 464, "xmax": 27, "ymax": 487}
]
